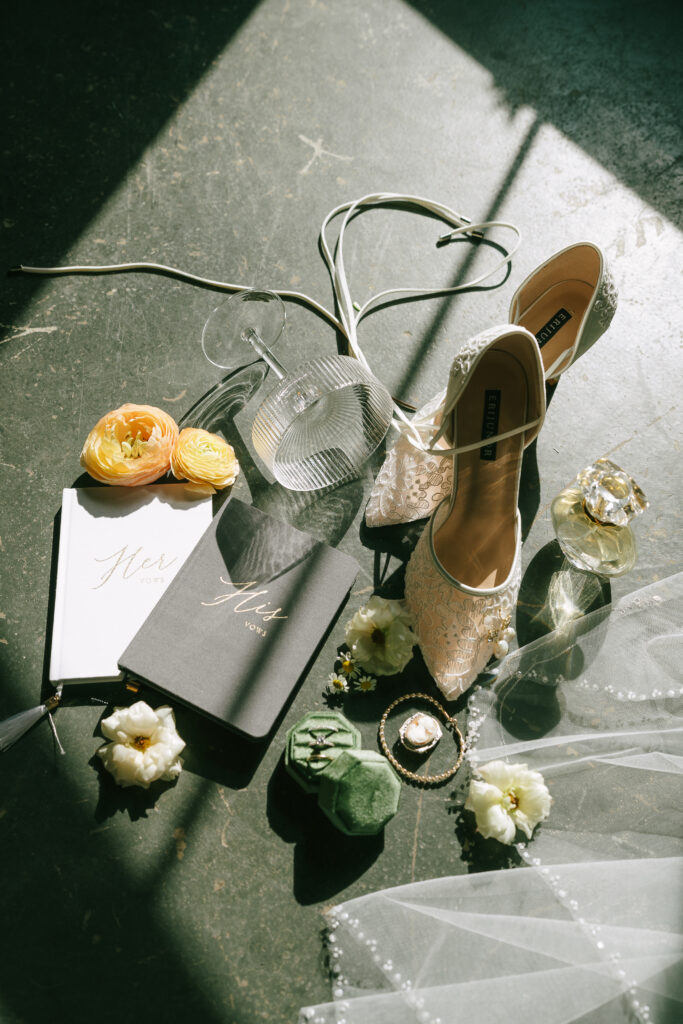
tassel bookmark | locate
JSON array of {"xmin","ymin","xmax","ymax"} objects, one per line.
[{"xmin": 0, "ymin": 691, "xmax": 64, "ymax": 754}]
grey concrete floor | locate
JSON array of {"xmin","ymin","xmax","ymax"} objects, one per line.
[{"xmin": 1, "ymin": 2, "xmax": 681, "ymax": 1022}]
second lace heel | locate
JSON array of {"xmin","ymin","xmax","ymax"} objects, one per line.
[{"xmin": 509, "ymin": 241, "xmax": 617, "ymax": 384}]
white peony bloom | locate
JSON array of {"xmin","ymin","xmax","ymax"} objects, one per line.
[
  {"xmin": 344, "ymin": 596, "xmax": 416, "ymax": 676},
  {"xmin": 465, "ymin": 760, "xmax": 552, "ymax": 844},
  {"xmin": 97, "ymin": 700, "xmax": 185, "ymax": 789}
]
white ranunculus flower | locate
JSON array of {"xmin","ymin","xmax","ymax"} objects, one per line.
[
  {"xmin": 465, "ymin": 760, "xmax": 552, "ymax": 844},
  {"xmin": 344, "ymin": 595, "xmax": 416, "ymax": 676},
  {"xmin": 97, "ymin": 700, "xmax": 185, "ymax": 789}
]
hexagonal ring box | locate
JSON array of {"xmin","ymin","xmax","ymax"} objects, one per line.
[
  {"xmin": 317, "ymin": 749, "xmax": 401, "ymax": 836},
  {"xmin": 285, "ymin": 710, "xmax": 401, "ymax": 835},
  {"xmin": 285, "ymin": 710, "xmax": 361, "ymax": 794}
]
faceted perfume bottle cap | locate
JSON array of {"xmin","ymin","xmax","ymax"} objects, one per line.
[{"xmin": 576, "ymin": 458, "xmax": 648, "ymax": 527}]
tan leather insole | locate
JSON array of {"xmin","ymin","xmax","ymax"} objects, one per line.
[
  {"xmin": 433, "ymin": 350, "xmax": 527, "ymax": 589},
  {"xmin": 517, "ymin": 279, "xmax": 593, "ymax": 378}
]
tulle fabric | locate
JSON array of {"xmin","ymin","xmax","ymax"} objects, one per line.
[{"xmin": 299, "ymin": 572, "xmax": 683, "ymax": 1024}]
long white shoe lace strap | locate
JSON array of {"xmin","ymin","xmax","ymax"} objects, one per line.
[{"xmin": 13, "ymin": 191, "xmax": 521, "ymax": 427}]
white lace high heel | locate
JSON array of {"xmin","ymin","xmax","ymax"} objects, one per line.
[
  {"xmin": 403, "ymin": 325, "xmax": 545, "ymax": 700},
  {"xmin": 365, "ymin": 241, "xmax": 616, "ymax": 528},
  {"xmin": 509, "ymin": 241, "xmax": 617, "ymax": 385}
]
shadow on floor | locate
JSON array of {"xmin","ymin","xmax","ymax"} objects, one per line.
[
  {"xmin": 408, "ymin": 0, "xmax": 683, "ymax": 228},
  {"xmin": 1, "ymin": 1, "xmax": 260, "ymax": 316},
  {"xmin": 266, "ymin": 752, "xmax": 384, "ymax": 905}
]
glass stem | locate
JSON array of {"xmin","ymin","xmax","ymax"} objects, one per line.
[{"xmin": 242, "ymin": 328, "xmax": 287, "ymax": 379}]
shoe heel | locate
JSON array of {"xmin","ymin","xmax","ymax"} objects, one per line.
[{"xmin": 509, "ymin": 242, "xmax": 617, "ymax": 383}]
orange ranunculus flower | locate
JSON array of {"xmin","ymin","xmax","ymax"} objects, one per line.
[
  {"xmin": 80, "ymin": 403, "xmax": 179, "ymax": 486},
  {"xmin": 171, "ymin": 428, "xmax": 240, "ymax": 491}
]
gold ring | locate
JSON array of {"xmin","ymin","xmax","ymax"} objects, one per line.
[{"xmin": 378, "ymin": 692, "xmax": 465, "ymax": 786}]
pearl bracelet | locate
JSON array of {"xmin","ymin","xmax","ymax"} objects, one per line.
[{"xmin": 378, "ymin": 692, "xmax": 465, "ymax": 785}]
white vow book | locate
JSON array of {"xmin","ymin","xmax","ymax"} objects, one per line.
[{"xmin": 49, "ymin": 485, "xmax": 213, "ymax": 684}]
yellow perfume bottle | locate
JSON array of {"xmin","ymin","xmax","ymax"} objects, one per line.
[{"xmin": 551, "ymin": 459, "xmax": 648, "ymax": 577}]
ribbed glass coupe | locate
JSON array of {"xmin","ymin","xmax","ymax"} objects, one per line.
[{"xmin": 201, "ymin": 290, "xmax": 393, "ymax": 491}]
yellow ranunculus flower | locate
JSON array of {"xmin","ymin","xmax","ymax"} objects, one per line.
[
  {"xmin": 171, "ymin": 428, "xmax": 240, "ymax": 491},
  {"xmin": 80, "ymin": 403, "xmax": 179, "ymax": 486}
]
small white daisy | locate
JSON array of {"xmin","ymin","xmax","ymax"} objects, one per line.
[
  {"xmin": 337, "ymin": 650, "xmax": 358, "ymax": 678},
  {"xmin": 354, "ymin": 674, "xmax": 377, "ymax": 693},
  {"xmin": 327, "ymin": 673, "xmax": 349, "ymax": 694}
]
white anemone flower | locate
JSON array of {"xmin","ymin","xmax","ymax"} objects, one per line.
[
  {"xmin": 344, "ymin": 596, "xmax": 416, "ymax": 676},
  {"xmin": 465, "ymin": 760, "xmax": 552, "ymax": 844},
  {"xmin": 97, "ymin": 700, "xmax": 185, "ymax": 789}
]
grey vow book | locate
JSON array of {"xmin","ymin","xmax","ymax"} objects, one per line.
[{"xmin": 119, "ymin": 499, "xmax": 358, "ymax": 740}]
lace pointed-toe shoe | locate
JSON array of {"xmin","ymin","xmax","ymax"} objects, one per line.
[{"xmin": 404, "ymin": 324, "xmax": 545, "ymax": 699}]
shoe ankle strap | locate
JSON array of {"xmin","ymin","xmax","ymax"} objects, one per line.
[
  {"xmin": 424, "ymin": 416, "xmax": 542, "ymax": 457},
  {"xmin": 544, "ymin": 347, "xmax": 574, "ymax": 381}
]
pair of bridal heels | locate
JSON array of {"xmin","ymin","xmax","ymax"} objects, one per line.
[
  {"xmin": 369, "ymin": 242, "xmax": 617, "ymax": 700},
  {"xmin": 365, "ymin": 242, "xmax": 617, "ymax": 529}
]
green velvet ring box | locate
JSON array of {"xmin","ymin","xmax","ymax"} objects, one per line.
[
  {"xmin": 317, "ymin": 749, "xmax": 401, "ymax": 836},
  {"xmin": 285, "ymin": 710, "xmax": 361, "ymax": 794}
]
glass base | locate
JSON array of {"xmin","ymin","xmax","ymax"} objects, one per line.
[
  {"xmin": 201, "ymin": 290, "xmax": 285, "ymax": 372},
  {"xmin": 251, "ymin": 355, "xmax": 393, "ymax": 491},
  {"xmin": 179, "ymin": 362, "xmax": 268, "ymax": 434}
]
